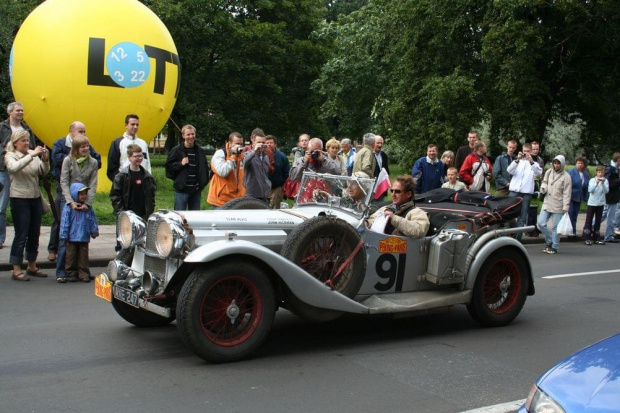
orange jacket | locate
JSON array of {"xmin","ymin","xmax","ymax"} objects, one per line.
[{"xmin": 207, "ymin": 147, "xmax": 246, "ymax": 206}]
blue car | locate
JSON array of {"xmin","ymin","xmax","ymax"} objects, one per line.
[{"xmin": 519, "ymin": 333, "xmax": 620, "ymax": 412}]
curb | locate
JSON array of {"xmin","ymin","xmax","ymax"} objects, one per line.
[{"xmin": 0, "ymin": 258, "xmax": 112, "ymax": 272}]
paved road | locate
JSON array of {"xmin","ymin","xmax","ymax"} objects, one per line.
[{"xmin": 1, "ymin": 242, "xmax": 619, "ymax": 413}]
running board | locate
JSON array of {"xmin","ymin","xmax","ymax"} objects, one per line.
[{"xmin": 359, "ymin": 290, "xmax": 472, "ymax": 314}]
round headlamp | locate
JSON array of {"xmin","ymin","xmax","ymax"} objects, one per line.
[
  {"xmin": 117, "ymin": 211, "xmax": 146, "ymax": 249},
  {"xmin": 107, "ymin": 260, "xmax": 128, "ymax": 282},
  {"xmin": 155, "ymin": 218, "xmax": 186, "ymax": 258}
]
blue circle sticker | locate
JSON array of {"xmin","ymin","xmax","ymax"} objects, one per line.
[{"xmin": 106, "ymin": 42, "xmax": 151, "ymax": 88}]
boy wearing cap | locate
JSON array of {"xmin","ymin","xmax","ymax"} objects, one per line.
[{"xmin": 58, "ymin": 183, "xmax": 99, "ymax": 283}]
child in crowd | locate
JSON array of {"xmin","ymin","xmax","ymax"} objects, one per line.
[
  {"xmin": 441, "ymin": 167, "xmax": 467, "ymax": 191},
  {"xmin": 110, "ymin": 143, "xmax": 156, "ymax": 220},
  {"xmin": 58, "ymin": 183, "xmax": 99, "ymax": 283},
  {"xmin": 583, "ymin": 165, "xmax": 609, "ymax": 245}
]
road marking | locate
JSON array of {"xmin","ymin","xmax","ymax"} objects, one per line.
[
  {"xmin": 461, "ymin": 399, "xmax": 525, "ymax": 413},
  {"xmin": 543, "ymin": 269, "xmax": 620, "ymax": 279}
]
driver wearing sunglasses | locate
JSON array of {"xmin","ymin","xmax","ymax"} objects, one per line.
[{"xmin": 367, "ymin": 175, "xmax": 430, "ymax": 238}]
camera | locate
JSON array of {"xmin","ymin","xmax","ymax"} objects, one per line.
[
  {"xmin": 230, "ymin": 146, "xmax": 243, "ymax": 155},
  {"xmin": 260, "ymin": 144, "xmax": 267, "ymax": 149},
  {"xmin": 311, "ymin": 150, "xmax": 321, "ymax": 161}
]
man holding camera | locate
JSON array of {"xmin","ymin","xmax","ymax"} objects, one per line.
[
  {"xmin": 243, "ymin": 128, "xmax": 271, "ymax": 202},
  {"xmin": 289, "ymin": 137, "xmax": 341, "ymax": 182},
  {"xmin": 207, "ymin": 132, "xmax": 246, "ymax": 208},
  {"xmin": 507, "ymin": 143, "xmax": 543, "ymax": 235}
]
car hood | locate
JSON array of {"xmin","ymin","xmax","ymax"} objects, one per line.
[{"xmin": 538, "ymin": 333, "xmax": 620, "ymax": 413}]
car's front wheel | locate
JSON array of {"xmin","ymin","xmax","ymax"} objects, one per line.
[
  {"xmin": 176, "ymin": 263, "xmax": 276, "ymax": 363},
  {"xmin": 467, "ymin": 249, "xmax": 529, "ymax": 327}
]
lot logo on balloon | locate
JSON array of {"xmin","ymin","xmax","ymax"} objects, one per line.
[
  {"xmin": 87, "ymin": 38, "xmax": 180, "ymax": 97},
  {"xmin": 10, "ymin": 0, "xmax": 181, "ymax": 192}
]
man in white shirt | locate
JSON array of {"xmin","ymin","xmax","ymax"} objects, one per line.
[
  {"xmin": 107, "ymin": 114, "xmax": 151, "ymax": 181},
  {"xmin": 507, "ymin": 142, "xmax": 543, "ymax": 235}
]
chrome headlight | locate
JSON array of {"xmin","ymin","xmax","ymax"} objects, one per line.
[
  {"xmin": 155, "ymin": 218, "xmax": 186, "ymax": 258},
  {"xmin": 107, "ymin": 260, "xmax": 129, "ymax": 282},
  {"xmin": 117, "ymin": 211, "xmax": 146, "ymax": 249},
  {"xmin": 525, "ymin": 385, "xmax": 565, "ymax": 413}
]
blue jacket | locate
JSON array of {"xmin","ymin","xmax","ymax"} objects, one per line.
[
  {"xmin": 59, "ymin": 183, "xmax": 99, "ymax": 242},
  {"xmin": 493, "ymin": 152, "xmax": 516, "ymax": 191},
  {"xmin": 268, "ymin": 149, "xmax": 290, "ymax": 188},
  {"xmin": 568, "ymin": 167, "xmax": 590, "ymax": 202},
  {"xmin": 411, "ymin": 157, "xmax": 444, "ymax": 194}
]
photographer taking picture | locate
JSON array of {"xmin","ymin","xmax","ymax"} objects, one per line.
[
  {"xmin": 289, "ymin": 137, "xmax": 341, "ymax": 182},
  {"xmin": 243, "ymin": 128, "xmax": 271, "ymax": 202},
  {"xmin": 207, "ymin": 131, "xmax": 246, "ymax": 208}
]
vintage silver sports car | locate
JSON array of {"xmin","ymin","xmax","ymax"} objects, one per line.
[{"xmin": 95, "ymin": 172, "xmax": 535, "ymax": 363}]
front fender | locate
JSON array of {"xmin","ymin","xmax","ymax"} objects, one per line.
[
  {"xmin": 184, "ymin": 239, "xmax": 368, "ymax": 314},
  {"xmin": 465, "ymin": 237, "xmax": 535, "ymax": 295}
]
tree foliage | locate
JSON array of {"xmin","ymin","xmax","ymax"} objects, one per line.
[
  {"xmin": 1, "ymin": 0, "xmax": 617, "ymax": 162},
  {"xmin": 316, "ymin": 0, "xmax": 620, "ymax": 165},
  {"xmin": 145, "ymin": 0, "xmax": 329, "ymax": 150}
]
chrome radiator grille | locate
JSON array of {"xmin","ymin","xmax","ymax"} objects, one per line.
[
  {"xmin": 145, "ymin": 219, "xmax": 160, "ymax": 253},
  {"xmin": 144, "ymin": 254, "xmax": 167, "ymax": 279}
]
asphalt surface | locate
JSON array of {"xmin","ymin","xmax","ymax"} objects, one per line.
[{"xmin": 1, "ymin": 241, "xmax": 619, "ymax": 413}]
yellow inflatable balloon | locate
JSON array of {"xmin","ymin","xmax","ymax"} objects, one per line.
[{"xmin": 10, "ymin": 0, "xmax": 180, "ymax": 192}]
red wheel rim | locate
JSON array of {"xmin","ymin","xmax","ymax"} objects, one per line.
[
  {"xmin": 299, "ymin": 235, "xmax": 353, "ymax": 290},
  {"xmin": 199, "ymin": 276, "xmax": 263, "ymax": 347},
  {"xmin": 482, "ymin": 258, "xmax": 522, "ymax": 314}
]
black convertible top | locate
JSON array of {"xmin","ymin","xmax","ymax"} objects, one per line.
[{"xmin": 415, "ymin": 188, "xmax": 522, "ymax": 227}]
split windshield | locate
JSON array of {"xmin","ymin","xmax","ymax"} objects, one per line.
[{"xmin": 295, "ymin": 172, "xmax": 376, "ymax": 217}]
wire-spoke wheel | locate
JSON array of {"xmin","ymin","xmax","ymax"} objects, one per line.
[
  {"xmin": 177, "ymin": 262, "xmax": 275, "ymax": 363},
  {"xmin": 467, "ymin": 249, "xmax": 529, "ymax": 327},
  {"xmin": 200, "ymin": 275, "xmax": 263, "ymax": 347},
  {"xmin": 281, "ymin": 216, "xmax": 365, "ymax": 322}
]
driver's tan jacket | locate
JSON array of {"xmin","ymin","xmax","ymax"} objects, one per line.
[{"xmin": 367, "ymin": 202, "xmax": 430, "ymax": 238}]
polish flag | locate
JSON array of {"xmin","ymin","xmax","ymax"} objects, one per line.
[{"xmin": 373, "ymin": 168, "xmax": 391, "ymax": 200}]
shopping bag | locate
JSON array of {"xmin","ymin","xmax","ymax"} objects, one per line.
[{"xmin": 557, "ymin": 212, "xmax": 573, "ymax": 236}]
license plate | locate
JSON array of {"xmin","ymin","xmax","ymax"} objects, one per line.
[
  {"xmin": 94, "ymin": 274, "xmax": 112, "ymax": 302},
  {"xmin": 113, "ymin": 285, "xmax": 139, "ymax": 308}
]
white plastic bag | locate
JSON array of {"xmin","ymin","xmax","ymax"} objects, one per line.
[{"xmin": 557, "ymin": 212, "xmax": 573, "ymax": 236}]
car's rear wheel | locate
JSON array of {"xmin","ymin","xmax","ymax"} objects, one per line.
[
  {"xmin": 281, "ymin": 216, "xmax": 365, "ymax": 322},
  {"xmin": 176, "ymin": 263, "xmax": 276, "ymax": 363},
  {"xmin": 467, "ymin": 249, "xmax": 529, "ymax": 327},
  {"xmin": 111, "ymin": 298, "xmax": 175, "ymax": 327},
  {"xmin": 221, "ymin": 197, "xmax": 269, "ymax": 210}
]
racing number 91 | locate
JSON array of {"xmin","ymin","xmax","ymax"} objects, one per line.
[{"xmin": 374, "ymin": 254, "xmax": 406, "ymax": 292}]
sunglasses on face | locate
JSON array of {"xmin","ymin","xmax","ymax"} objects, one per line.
[{"xmin": 390, "ymin": 189, "xmax": 402, "ymax": 194}]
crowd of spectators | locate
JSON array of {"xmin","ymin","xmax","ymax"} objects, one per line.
[{"xmin": 2, "ymin": 100, "xmax": 619, "ymax": 283}]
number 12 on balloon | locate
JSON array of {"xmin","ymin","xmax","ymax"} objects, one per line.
[{"xmin": 106, "ymin": 42, "xmax": 151, "ymax": 88}]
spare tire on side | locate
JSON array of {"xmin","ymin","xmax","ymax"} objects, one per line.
[
  {"xmin": 221, "ymin": 196, "xmax": 270, "ymax": 210},
  {"xmin": 280, "ymin": 216, "xmax": 366, "ymax": 322}
]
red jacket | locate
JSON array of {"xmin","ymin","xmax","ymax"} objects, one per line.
[{"xmin": 459, "ymin": 152, "xmax": 492, "ymax": 186}]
